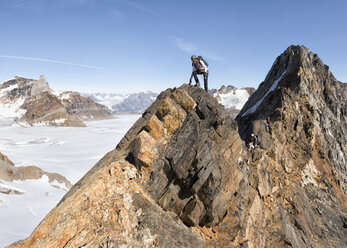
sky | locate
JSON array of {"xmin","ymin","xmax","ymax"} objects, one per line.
[{"xmin": 0, "ymin": 0, "xmax": 346, "ymax": 94}]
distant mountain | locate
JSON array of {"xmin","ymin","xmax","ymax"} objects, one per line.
[
  {"xmin": 58, "ymin": 91, "xmax": 113, "ymax": 120},
  {"xmin": 0, "ymin": 76, "xmax": 113, "ymax": 127},
  {"xmin": 213, "ymin": 85, "xmax": 255, "ymax": 118},
  {"xmin": 84, "ymin": 91, "xmax": 158, "ymax": 113},
  {"xmin": 85, "ymin": 86, "xmax": 254, "ymax": 117}
]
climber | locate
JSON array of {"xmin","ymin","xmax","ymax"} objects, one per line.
[
  {"xmin": 247, "ymin": 133, "xmax": 258, "ymax": 164},
  {"xmin": 266, "ymin": 116, "xmax": 272, "ymax": 135},
  {"xmin": 189, "ymin": 55, "xmax": 209, "ymax": 92},
  {"xmin": 250, "ymin": 133, "xmax": 258, "ymax": 151}
]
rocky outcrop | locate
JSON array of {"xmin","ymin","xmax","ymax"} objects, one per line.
[
  {"xmin": 0, "ymin": 152, "xmax": 72, "ymax": 194},
  {"xmin": 243, "ymin": 87, "xmax": 256, "ymax": 96},
  {"xmin": 59, "ymin": 91, "xmax": 113, "ymax": 120},
  {"xmin": 9, "ymin": 85, "xmax": 243, "ymax": 248},
  {"xmin": 118, "ymin": 85, "xmax": 245, "ymax": 228},
  {"xmin": 9, "ymin": 45, "xmax": 347, "ymax": 248},
  {"xmin": 0, "ymin": 75, "xmax": 112, "ymax": 126},
  {"xmin": 2, "ymin": 75, "xmax": 51, "ymax": 99}
]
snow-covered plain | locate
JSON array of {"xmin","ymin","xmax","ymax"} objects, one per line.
[{"xmin": 0, "ymin": 114, "xmax": 140, "ymax": 247}]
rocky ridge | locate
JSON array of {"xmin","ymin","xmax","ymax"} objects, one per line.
[
  {"xmin": 0, "ymin": 152, "xmax": 72, "ymax": 194},
  {"xmin": 9, "ymin": 46, "xmax": 347, "ymax": 248}
]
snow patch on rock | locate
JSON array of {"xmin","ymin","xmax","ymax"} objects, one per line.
[
  {"xmin": 242, "ymin": 71, "xmax": 286, "ymax": 117},
  {"xmin": 0, "ymin": 98, "xmax": 26, "ymax": 120},
  {"xmin": 59, "ymin": 92, "xmax": 71, "ymax": 100},
  {"xmin": 0, "ymin": 84, "xmax": 18, "ymax": 97}
]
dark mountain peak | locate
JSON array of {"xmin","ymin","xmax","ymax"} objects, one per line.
[
  {"xmin": 237, "ymin": 45, "xmax": 347, "ymax": 197},
  {"xmin": 238, "ymin": 45, "xmax": 339, "ymax": 122},
  {"xmin": 267, "ymin": 45, "xmax": 334, "ymax": 84}
]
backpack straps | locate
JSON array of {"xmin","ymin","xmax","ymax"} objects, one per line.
[
  {"xmin": 202, "ymin": 58, "xmax": 208, "ymax": 67},
  {"xmin": 198, "ymin": 56, "xmax": 209, "ymax": 67}
]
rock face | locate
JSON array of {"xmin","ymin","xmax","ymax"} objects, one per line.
[
  {"xmin": 0, "ymin": 152, "xmax": 72, "ymax": 194},
  {"xmin": 0, "ymin": 75, "xmax": 112, "ymax": 126},
  {"xmin": 9, "ymin": 45, "xmax": 347, "ymax": 248},
  {"xmin": 234, "ymin": 45, "xmax": 347, "ymax": 247},
  {"xmin": 59, "ymin": 91, "xmax": 112, "ymax": 120},
  {"xmin": 214, "ymin": 85, "xmax": 255, "ymax": 118},
  {"xmin": 118, "ymin": 85, "xmax": 245, "ymax": 228}
]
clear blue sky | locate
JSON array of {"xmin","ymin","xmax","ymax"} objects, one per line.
[{"xmin": 0, "ymin": 0, "xmax": 346, "ymax": 93}]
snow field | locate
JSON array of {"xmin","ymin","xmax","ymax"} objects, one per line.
[{"xmin": 0, "ymin": 114, "xmax": 140, "ymax": 247}]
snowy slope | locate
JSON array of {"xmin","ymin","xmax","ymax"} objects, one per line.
[
  {"xmin": 0, "ymin": 176, "xmax": 68, "ymax": 246},
  {"xmin": 213, "ymin": 85, "xmax": 255, "ymax": 117},
  {"xmin": 0, "ymin": 115, "xmax": 140, "ymax": 247},
  {"xmin": 215, "ymin": 89, "xmax": 250, "ymax": 110},
  {"xmin": 0, "ymin": 98, "xmax": 26, "ymax": 122},
  {"xmin": 0, "ymin": 82, "xmax": 26, "ymax": 125}
]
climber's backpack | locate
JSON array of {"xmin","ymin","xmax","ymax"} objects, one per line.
[{"xmin": 197, "ymin": 56, "xmax": 208, "ymax": 71}]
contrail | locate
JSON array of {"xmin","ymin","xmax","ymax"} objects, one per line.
[{"xmin": 0, "ymin": 55, "xmax": 106, "ymax": 71}]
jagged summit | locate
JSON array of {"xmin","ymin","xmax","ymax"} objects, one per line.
[
  {"xmin": 237, "ymin": 44, "xmax": 346, "ymax": 192},
  {"xmin": 9, "ymin": 46, "xmax": 347, "ymax": 248},
  {"xmin": 4, "ymin": 75, "xmax": 52, "ymax": 98},
  {"xmin": 240, "ymin": 46, "xmax": 326, "ymax": 116},
  {"xmin": 237, "ymin": 44, "xmax": 345, "ymax": 134}
]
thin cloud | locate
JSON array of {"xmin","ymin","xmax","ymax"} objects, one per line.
[
  {"xmin": 111, "ymin": 9, "xmax": 124, "ymax": 19},
  {"xmin": 4, "ymin": 0, "xmax": 45, "ymax": 12},
  {"xmin": 125, "ymin": 1, "xmax": 153, "ymax": 13},
  {"xmin": 60, "ymin": 0, "xmax": 93, "ymax": 5},
  {"xmin": 203, "ymin": 52, "xmax": 223, "ymax": 62},
  {"xmin": 171, "ymin": 37, "xmax": 199, "ymax": 54},
  {"xmin": 0, "ymin": 55, "xmax": 106, "ymax": 70},
  {"xmin": 11, "ymin": 0, "xmax": 35, "ymax": 8},
  {"xmin": 171, "ymin": 36, "xmax": 223, "ymax": 62}
]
